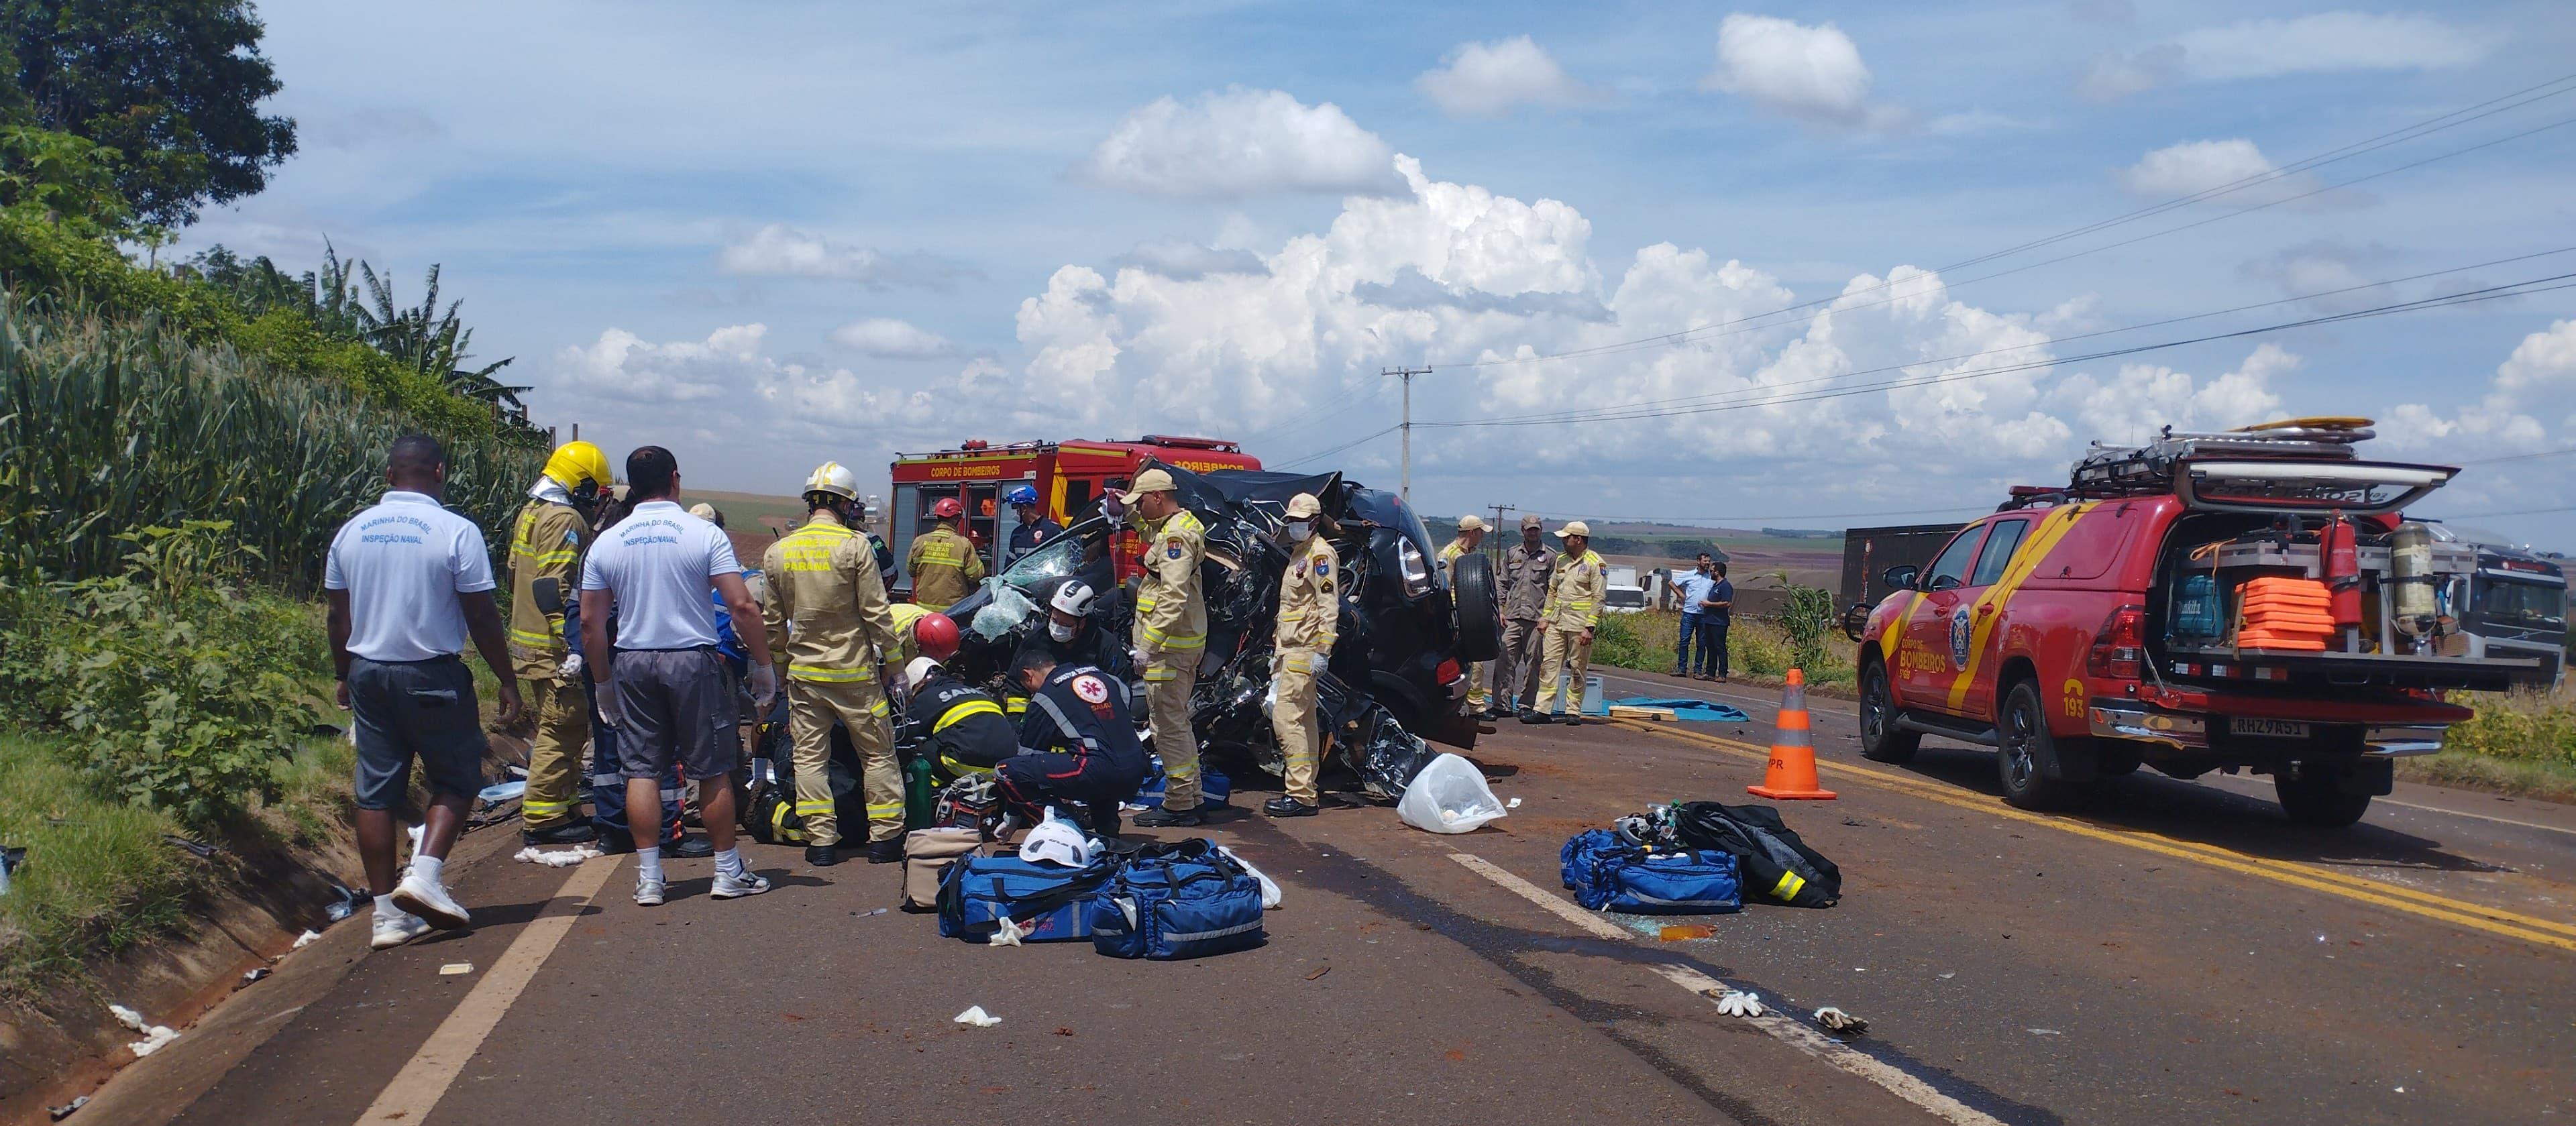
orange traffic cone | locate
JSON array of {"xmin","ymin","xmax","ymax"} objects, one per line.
[{"xmin": 1748, "ymin": 668, "xmax": 1836, "ymax": 800}]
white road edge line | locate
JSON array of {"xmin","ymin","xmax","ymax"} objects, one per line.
[
  {"xmin": 356, "ymin": 854, "xmax": 621, "ymax": 1125},
  {"xmin": 1448, "ymin": 852, "xmax": 2002, "ymax": 1126}
]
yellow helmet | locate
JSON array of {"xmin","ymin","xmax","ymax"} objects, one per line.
[
  {"xmin": 542, "ymin": 441, "xmax": 612, "ymax": 490},
  {"xmin": 803, "ymin": 461, "xmax": 859, "ymax": 503}
]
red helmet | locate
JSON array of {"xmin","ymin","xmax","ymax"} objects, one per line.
[
  {"xmin": 914, "ymin": 612, "xmax": 961, "ymax": 662},
  {"xmin": 931, "ymin": 497, "xmax": 965, "ymax": 520}
]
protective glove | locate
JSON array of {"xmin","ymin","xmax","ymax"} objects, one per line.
[
  {"xmin": 1130, "ymin": 645, "xmax": 1149, "ymax": 672},
  {"xmin": 1300, "ymin": 650, "xmax": 1329, "ymax": 675},
  {"xmin": 1714, "ymin": 990, "xmax": 1765, "ymax": 1018},
  {"xmin": 1812, "ymin": 1007, "xmax": 1868, "ymax": 1035},
  {"xmin": 557, "ymin": 651, "xmax": 586, "ymax": 680},
  {"xmin": 594, "ymin": 681, "xmax": 627, "ymax": 731},
  {"xmin": 747, "ymin": 663, "xmax": 778, "ymax": 712}
]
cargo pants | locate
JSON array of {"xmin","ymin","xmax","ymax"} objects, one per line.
[
  {"xmin": 786, "ymin": 678, "xmax": 903, "ymax": 846},
  {"xmin": 1532, "ymin": 624, "xmax": 1593, "ymax": 717},
  {"xmin": 1144, "ymin": 649, "xmax": 1202, "ymax": 811},
  {"xmin": 1272, "ymin": 649, "xmax": 1326, "ymax": 805},
  {"xmin": 1495, "ymin": 618, "xmax": 1544, "ymax": 709},
  {"xmin": 518, "ymin": 675, "xmax": 590, "ymax": 830}
]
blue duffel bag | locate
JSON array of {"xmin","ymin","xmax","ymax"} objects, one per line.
[
  {"xmin": 937, "ymin": 853, "xmax": 1114, "ymax": 943},
  {"xmin": 1088, "ymin": 839, "xmax": 1266, "ymax": 960},
  {"xmin": 1560, "ymin": 830, "xmax": 1741, "ymax": 915}
]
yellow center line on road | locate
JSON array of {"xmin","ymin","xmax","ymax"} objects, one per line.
[
  {"xmin": 356, "ymin": 855, "xmax": 622, "ymax": 1125},
  {"xmin": 1615, "ymin": 720, "xmax": 2576, "ymax": 952}
]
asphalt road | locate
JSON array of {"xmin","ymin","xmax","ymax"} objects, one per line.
[{"xmin": 73, "ymin": 672, "xmax": 2576, "ymax": 1126}]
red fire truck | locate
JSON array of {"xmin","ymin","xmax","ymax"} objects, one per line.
[{"xmin": 885, "ymin": 436, "xmax": 1262, "ymax": 589}]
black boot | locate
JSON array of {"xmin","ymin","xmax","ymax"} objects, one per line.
[
  {"xmin": 1088, "ymin": 806, "xmax": 1122, "ymax": 839},
  {"xmin": 1132, "ymin": 805, "xmax": 1205, "ymax": 828},
  {"xmin": 523, "ymin": 822, "xmax": 598, "ymax": 846},
  {"xmin": 804, "ymin": 843, "xmax": 840, "ymax": 867},
  {"xmin": 1263, "ymin": 797, "xmax": 1318, "ymax": 818},
  {"xmin": 1519, "ymin": 710, "xmax": 1552, "ymax": 724},
  {"xmin": 663, "ymin": 835, "xmax": 714, "ymax": 859},
  {"xmin": 867, "ymin": 838, "xmax": 905, "ymax": 864},
  {"xmin": 1562, "ymin": 713, "xmax": 1585, "ymax": 726}
]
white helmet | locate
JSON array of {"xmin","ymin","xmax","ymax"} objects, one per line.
[
  {"xmin": 1018, "ymin": 808, "xmax": 1099, "ymax": 868},
  {"xmin": 1049, "ymin": 580, "xmax": 1096, "ymax": 618},
  {"xmin": 802, "ymin": 461, "xmax": 859, "ymax": 503}
]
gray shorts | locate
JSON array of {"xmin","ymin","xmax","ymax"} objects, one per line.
[
  {"xmin": 349, "ymin": 656, "xmax": 486, "ymax": 809},
  {"xmin": 612, "ymin": 648, "xmax": 739, "ymax": 781}
]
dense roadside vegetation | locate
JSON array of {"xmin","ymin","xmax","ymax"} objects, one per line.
[{"xmin": 0, "ymin": 0, "xmax": 543, "ymax": 994}]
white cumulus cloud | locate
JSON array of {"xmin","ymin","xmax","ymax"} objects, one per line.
[
  {"xmin": 2115, "ymin": 139, "xmax": 2351, "ymax": 209},
  {"xmin": 1700, "ymin": 14, "xmax": 1904, "ymax": 130},
  {"xmin": 2080, "ymin": 11, "xmax": 2489, "ymax": 101},
  {"xmin": 553, "ymin": 323, "xmax": 773, "ymax": 404},
  {"xmin": 829, "ymin": 317, "xmax": 953, "ymax": 359},
  {"xmin": 1079, "ymin": 87, "xmax": 1405, "ymax": 200},
  {"xmin": 1416, "ymin": 36, "xmax": 1598, "ymax": 117},
  {"xmin": 2384, "ymin": 320, "xmax": 2576, "ymax": 455},
  {"xmin": 716, "ymin": 224, "xmax": 979, "ymax": 289}
]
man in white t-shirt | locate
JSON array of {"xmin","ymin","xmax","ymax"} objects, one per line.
[
  {"xmin": 580, "ymin": 446, "xmax": 777, "ymax": 906},
  {"xmin": 324, "ymin": 435, "xmax": 526, "ymax": 951}
]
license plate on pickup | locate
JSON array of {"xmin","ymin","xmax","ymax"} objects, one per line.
[{"xmin": 2230, "ymin": 717, "xmax": 2313, "ymax": 739}]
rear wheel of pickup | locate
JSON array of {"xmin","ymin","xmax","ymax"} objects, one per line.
[
  {"xmin": 1858, "ymin": 659, "xmax": 1919, "ymax": 763},
  {"xmin": 2275, "ymin": 767, "xmax": 2373, "ymax": 828},
  {"xmin": 1997, "ymin": 681, "xmax": 2078, "ymax": 809}
]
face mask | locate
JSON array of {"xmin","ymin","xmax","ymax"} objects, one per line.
[
  {"xmin": 1049, "ymin": 622, "xmax": 1077, "ymax": 642},
  {"xmin": 1285, "ymin": 520, "xmax": 1312, "ymax": 542}
]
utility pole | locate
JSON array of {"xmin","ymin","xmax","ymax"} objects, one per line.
[
  {"xmin": 1385, "ymin": 366, "xmax": 1430, "ymax": 502},
  {"xmin": 1488, "ymin": 503, "xmax": 1517, "ymax": 563}
]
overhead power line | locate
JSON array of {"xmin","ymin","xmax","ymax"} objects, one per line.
[
  {"xmin": 1445, "ymin": 74, "xmax": 2576, "ymax": 372},
  {"xmin": 1434, "ymin": 246, "xmax": 2576, "ymax": 430},
  {"xmin": 1416, "ymin": 272, "xmax": 2576, "ymax": 431}
]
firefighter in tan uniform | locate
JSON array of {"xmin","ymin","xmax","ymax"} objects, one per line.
[
  {"xmin": 1122, "ymin": 469, "xmax": 1214, "ymax": 829},
  {"xmin": 1525, "ymin": 521, "xmax": 1607, "ymax": 726},
  {"xmin": 1267, "ymin": 494, "xmax": 1338, "ymax": 818},
  {"xmin": 1494, "ymin": 514, "xmax": 1557, "ymax": 716},
  {"xmin": 506, "ymin": 441, "xmax": 611, "ymax": 846},
  {"xmin": 906, "ymin": 497, "xmax": 983, "ymax": 611},
  {"xmin": 762, "ymin": 463, "xmax": 907, "ymax": 866},
  {"xmin": 1437, "ymin": 514, "xmax": 1490, "ymax": 716}
]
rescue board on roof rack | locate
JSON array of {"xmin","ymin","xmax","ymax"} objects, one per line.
[{"xmin": 2061, "ymin": 417, "xmax": 2453, "ymax": 516}]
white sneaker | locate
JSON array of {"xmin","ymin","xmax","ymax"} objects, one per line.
[
  {"xmin": 390, "ymin": 873, "xmax": 470, "ymax": 930},
  {"xmin": 371, "ymin": 911, "xmax": 431, "ymax": 950},
  {"xmin": 635, "ymin": 877, "xmax": 665, "ymax": 907},
  {"xmin": 712, "ymin": 868, "xmax": 771, "ymax": 899}
]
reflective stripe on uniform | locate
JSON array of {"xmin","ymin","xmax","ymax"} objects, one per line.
[
  {"xmin": 795, "ymin": 799, "xmax": 835, "ymax": 816},
  {"xmin": 865, "ymin": 801, "xmax": 904, "ymax": 819},
  {"xmin": 1772, "ymin": 870, "xmax": 1807, "ymax": 901},
  {"xmin": 523, "ymin": 797, "xmax": 576, "ymax": 817},
  {"xmin": 508, "ymin": 626, "xmax": 558, "ymax": 649},
  {"xmin": 788, "ymin": 663, "xmax": 876, "ymax": 683},
  {"xmin": 1141, "ymin": 666, "xmax": 1176, "ymax": 683},
  {"xmin": 1138, "ymin": 623, "xmax": 1205, "ymax": 650},
  {"xmin": 780, "ymin": 523, "xmax": 853, "ymax": 572},
  {"xmin": 935, "ymin": 698, "xmax": 1004, "ymax": 732}
]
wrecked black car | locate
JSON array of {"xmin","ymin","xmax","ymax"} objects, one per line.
[{"xmin": 939, "ymin": 462, "xmax": 1501, "ymax": 798}]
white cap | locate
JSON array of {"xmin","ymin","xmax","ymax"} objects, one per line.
[
  {"xmin": 1458, "ymin": 514, "xmax": 1488, "ymax": 532},
  {"xmin": 1285, "ymin": 492, "xmax": 1323, "ymax": 519},
  {"xmin": 1556, "ymin": 520, "xmax": 1592, "ymax": 538}
]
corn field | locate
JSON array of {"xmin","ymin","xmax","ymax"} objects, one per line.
[{"xmin": 0, "ymin": 295, "xmax": 543, "ymax": 587}]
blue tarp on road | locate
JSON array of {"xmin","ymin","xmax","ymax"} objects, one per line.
[{"xmin": 1610, "ymin": 697, "xmax": 1753, "ymax": 724}]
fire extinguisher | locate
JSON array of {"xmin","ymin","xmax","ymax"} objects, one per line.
[{"xmin": 2322, "ymin": 511, "xmax": 2361, "ymax": 652}]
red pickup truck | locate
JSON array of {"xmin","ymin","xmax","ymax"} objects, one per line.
[{"xmin": 1850, "ymin": 421, "xmax": 2544, "ymax": 827}]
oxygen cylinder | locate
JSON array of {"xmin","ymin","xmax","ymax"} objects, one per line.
[{"xmin": 2392, "ymin": 522, "xmax": 2437, "ymax": 639}]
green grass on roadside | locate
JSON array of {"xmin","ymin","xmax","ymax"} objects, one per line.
[
  {"xmin": 0, "ymin": 732, "xmax": 192, "ymax": 998},
  {"xmin": 2395, "ymin": 750, "xmax": 2576, "ymax": 805},
  {"xmin": 1592, "ymin": 610, "xmax": 1857, "ymax": 685}
]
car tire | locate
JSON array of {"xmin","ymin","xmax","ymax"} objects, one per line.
[
  {"xmin": 1858, "ymin": 659, "xmax": 1919, "ymax": 763},
  {"xmin": 1997, "ymin": 680, "xmax": 2078, "ymax": 809},
  {"xmin": 2275, "ymin": 767, "xmax": 2372, "ymax": 828},
  {"xmin": 1449, "ymin": 553, "xmax": 1502, "ymax": 664}
]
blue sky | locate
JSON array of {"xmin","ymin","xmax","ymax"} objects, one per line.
[{"xmin": 179, "ymin": 1, "xmax": 2576, "ymax": 545}]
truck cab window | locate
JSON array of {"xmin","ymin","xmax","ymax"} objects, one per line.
[
  {"xmin": 1923, "ymin": 526, "xmax": 1988, "ymax": 592},
  {"xmin": 1969, "ymin": 519, "xmax": 2030, "ymax": 587}
]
